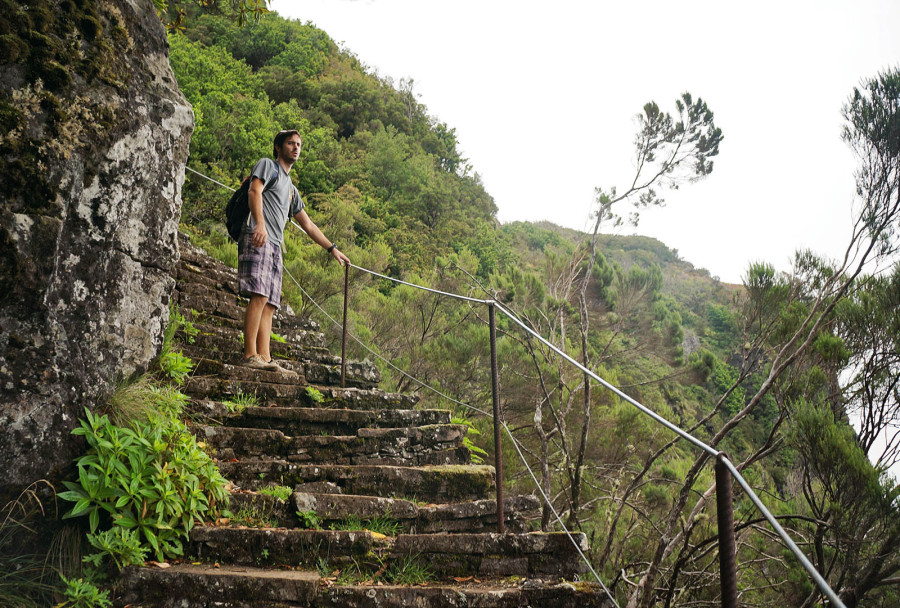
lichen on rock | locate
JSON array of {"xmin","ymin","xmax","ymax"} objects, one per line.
[{"xmin": 0, "ymin": 0, "xmax": 193, "ymax": 500}]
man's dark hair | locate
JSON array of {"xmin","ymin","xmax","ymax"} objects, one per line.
[{"xmin": 273, "ymin": 129, "xmax": 301, "ymax": 158}]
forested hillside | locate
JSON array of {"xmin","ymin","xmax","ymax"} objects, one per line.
[{"xmin": 171, "ymin": 10, "xmax": 900, "ymax": 608}]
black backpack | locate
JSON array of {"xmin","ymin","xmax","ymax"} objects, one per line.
[{"xmin": 225, "ymin": 176, "xmax": 253, "ymax": 242}]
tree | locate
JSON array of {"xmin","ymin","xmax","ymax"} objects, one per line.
[
  {"xmin": 571, "ymin": 93, "xmax": 723, "ymax": 531},
  {"xmin": 623, "ymin": 68, "xmax": 900, "ymax": 608},
  {"xmin": 155, "ymin": 0, "xmax": 270, "ymax": 31}
]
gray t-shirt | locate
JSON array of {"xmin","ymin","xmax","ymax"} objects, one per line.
[{"xmin": 248, "ymin": 158, "xmax": 304, "ymax": 246}]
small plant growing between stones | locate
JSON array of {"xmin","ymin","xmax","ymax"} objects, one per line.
[
  {"xmin": 258, "ymin": 485, "xmax": 292, "ymax": 502},
  {"xmin": 329, "ymin": 512, "xmax": 401, "ymax": 536},
  {"xmin": 222, "ymin": 391, "xmax": 258, "ymax": 413},
  {"xmin": 305, "ymin": 386, "xmax": 325, "ymax": 404},
  {"xmin": 452, "ymin": 415, "xmax": 488, "ymax": 464},
  {"xmin": 270, "ymin": 332, "xmax": 287, "ymax": 343},
  {"xmin": 383, "ymin": 554, "xmax": 433, "ymax": 585},
  {"xmin": 159, "ymin": 350, "xmax": 194, "ymax": 384},
  {"xmin": 297, "ymin": 509, "xmax": 321, "ymax": 529},
  {"xmin": 231, "ymin": 506, "xmax": 276, "ymax": 529},
  {"xmin": 155, "ymin": 307, "xmax": 197, "ymax": 384}
]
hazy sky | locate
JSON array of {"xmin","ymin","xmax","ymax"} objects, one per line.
[{"xmin": 272, "ymin": 0, "xmax": 900, "ymax": 283}]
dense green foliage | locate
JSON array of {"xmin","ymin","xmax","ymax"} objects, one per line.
[{"xmin": 171, "ymin": 11, "xmax": 899, "ymax": 607}]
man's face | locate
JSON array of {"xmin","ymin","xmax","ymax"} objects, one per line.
[{"xmin": 277, "ymin": 134, "xmax": 302, "ymax": 163}]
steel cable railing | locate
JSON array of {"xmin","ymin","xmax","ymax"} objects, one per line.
[{"xmin": 185, "ymin": 164, "xmax": 846, "ymax": 608}]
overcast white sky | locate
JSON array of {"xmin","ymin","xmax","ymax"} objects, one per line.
[{"xmin": 272, "ymin": 0, "xmax": 900, "ymax": 284}]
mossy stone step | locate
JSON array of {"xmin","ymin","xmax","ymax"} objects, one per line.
[
  {"xmin": 116, "ymin": 562, "xmax": 613, "ymax": 608},
  {"xmin": 226, "ymin": 406, "xmax": 452, "ymax": 434},
  {"xmin": 297, "ymin": 492, "xmax": 538, "ymax": 534},
  {"xmin": 116, "ymin": 563, "xmax": 319, "ymax": 607},
  {"xmin": 227, "ymin": 491, "xmax": 539, "ymax": 534},
  {"xmin": 185, "ymin": 388, "xmax": 418, "ymax": 415},
  {"xmin": 176, "ymin": 262, "xmax": 238, "ymax": 293},
  {"xmin": 186, "ymin": 526, "xmax": 589, "ymax": 580},
  {"xmin": 186, "ymin": 348, "xmax": 380, "ymax": 389},
  {"xmin": 316, "ymin": 582, "xmax": 613, "ymax": 608},
  {"xmin": 196, "ymin": 423, "xmax": 469, "ymax": 466},
  {"xmin": 182, "ymin": 369, "xmax": 376, "ymax": 401},
  {"xmin": 189, "ymin": 526, "xmax": 379, "ymax": 569},
  {"xmin": 392, "ymin": 532, "xmax": 591, "ymax": 578},
  {"xmin": 178, "ymin": 322, "xmax": 329, "ymax": 360},
  {"xmin": 218, "ymin": 462, "xmax": 495, "ymax": 503},
  {"xmin": 175, "ymin": 289, "xmax": 247, "ymax": 325}
]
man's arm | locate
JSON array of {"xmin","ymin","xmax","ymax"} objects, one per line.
[
  {"xmin": 248, "ymin": 177, "xmax": 268, "ymax": 247},
  {"xmin": 294, "ymin": 209, "xmax": 350, "ymax": 265}
]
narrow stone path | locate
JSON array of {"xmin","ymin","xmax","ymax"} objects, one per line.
[{"xmin": 115, "ymin": 234, "xmax": 613, "ymax": 607}]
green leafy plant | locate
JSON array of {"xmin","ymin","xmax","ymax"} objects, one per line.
[
  {"xmin": 270, "ymin": 332, "xmax": 287, "ymax": 343},
  {"xmin": 305, "ymin": 386, "xmax": 324, "ymax": 404},
  {"xmin": 258, "ymin": 485, "xmax": 292, "ymax": 502},
  {"xmin": 59, "ymin": 408, "xmax": 230, "ymax": 561},
  {"xmin": 222, "ymin": 391, "xmax": 258, "ymax": 413},
  {"xmin": 452, "ymin": 415, "xmax": 489, "ymax": 464},
  {"xmin": 296, "ymin": 509, "xmax": 321, "ymax": 529},
  {"xmin": 83, "ymin": 527, "xmax": 148, "ymax": 574},
  {"xmin": 59, "ymin": 576, "xmax": 112, "ymax": 608},
  {"xmin": 155, "ymin": 307, "xmax": 197, "ymax": 384},
  {"xmin": 159, "ymin": 350, "xmax": 194, "ymax": 384}
]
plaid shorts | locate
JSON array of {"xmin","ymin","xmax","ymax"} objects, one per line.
[{"xmin": 238, "ymin": 230, "xmax": 283, "ymax": 309}]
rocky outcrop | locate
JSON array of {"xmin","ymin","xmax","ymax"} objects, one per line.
[{"xmin": 0, "ymin": 0, "xmax": 192, "ymax": 498}]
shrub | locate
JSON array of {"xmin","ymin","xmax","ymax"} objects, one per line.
[{"xmin": 59, "ymin": 407, "xmax": 230, "ymax": 561}]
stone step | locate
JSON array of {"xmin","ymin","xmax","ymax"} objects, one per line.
[
  {"xmin": 185, "ymin": 388, "xmax": 418, "ymax": 416},
  {"xmin": 178, "ymin": 321, "xmax": 330, "ymax": 360},
  {"xmin": 115, "ymin": 563, "xmax": 319, "ymax": 607},
  {"xmin": 196, "ymin": 423, "xmax": 470, "ymax": 466},
  {"xmin": 183, "ymin": 371, "xmax": 379, "ymax": 402},
  {"xmin": 218, "ymin": 462, "xmax": 495, "ymax": 503},
  {"xmin": 223, "ymin": 406, "xmax": 452, "ymax": 434},
  {"xmin": 315, "ymin": 582, "xmax": 612, "ymax": 608},
  {"xmin": 229, "ymin": 491, "xmax": 540, "ymax": 534},
  {"xmin": 185, "ymin": 526, "xmax": 591, "ymax": 579},
  {"xmin": 393, "ymin": 532, "xmax": 592, "ymax": 579},
  {"xmin": 116, "ymin": 563, "xmax": 612, "ymax": 607},
  {"xmin": 189, "ymin": 526, "xmax": 378, "ymax": 569},
  {"xmin": 187, "ymin": 355, "xmax": 380, "ymax": 390}
]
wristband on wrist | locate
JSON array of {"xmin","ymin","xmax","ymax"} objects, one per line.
[{"xmin": 326, "ymin": 243, "xmax": 336, "ymax": 253}]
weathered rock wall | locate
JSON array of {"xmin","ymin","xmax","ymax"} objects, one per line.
[{"xmin": 0, "ymin": 0, "xmax": 193, "ymax": 499}]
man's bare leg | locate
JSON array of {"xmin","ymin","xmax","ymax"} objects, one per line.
[
  {"xmin": 256, "ymin": 303, "xmax": 276, "ymax": 362},
  {"xmin": 243, "ymin": 294, "xmax": 269, "ymax": 359}
]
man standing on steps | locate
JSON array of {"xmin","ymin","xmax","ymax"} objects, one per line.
[{"xmin": 240, "ymin": 129, "xmax": 350, "ymax": 373}]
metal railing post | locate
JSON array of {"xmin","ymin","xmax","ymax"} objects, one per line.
[
  {"xmin": 488, "ymin": 302, "xmax": 505, "ymax": 533},
  {"xmin": 716, "ymin": 454, "xmax": 738, "ymax": 608},
  {"xmin": 341, "ymin": 262, "xmax": 349, "ymax": 388}
]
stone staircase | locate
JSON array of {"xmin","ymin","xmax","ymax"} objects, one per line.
[{"xmin": 115, "ymin": 234, "xmax": 613, "ymax": 607}]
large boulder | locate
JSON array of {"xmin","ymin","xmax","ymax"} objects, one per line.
[{"xmin": 0, "ymin": 0, "xmax": 193, "ymax": 499}]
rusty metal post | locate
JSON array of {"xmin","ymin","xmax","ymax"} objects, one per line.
[
  {"xmin": 488, "ymin": 302, "xmax": 505, "ymax": 533},
  {"xmin": 341, "ymin": 262, "xmax": 349, "ymax": 388},
  {"xmin": 716, "ymin": 454, "xmax": 738, "ymax": 608}
]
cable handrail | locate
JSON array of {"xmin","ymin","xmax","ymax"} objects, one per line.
[{"xmin": 184, "ymin": 163, "xmax": 846, "ymax": 608}]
